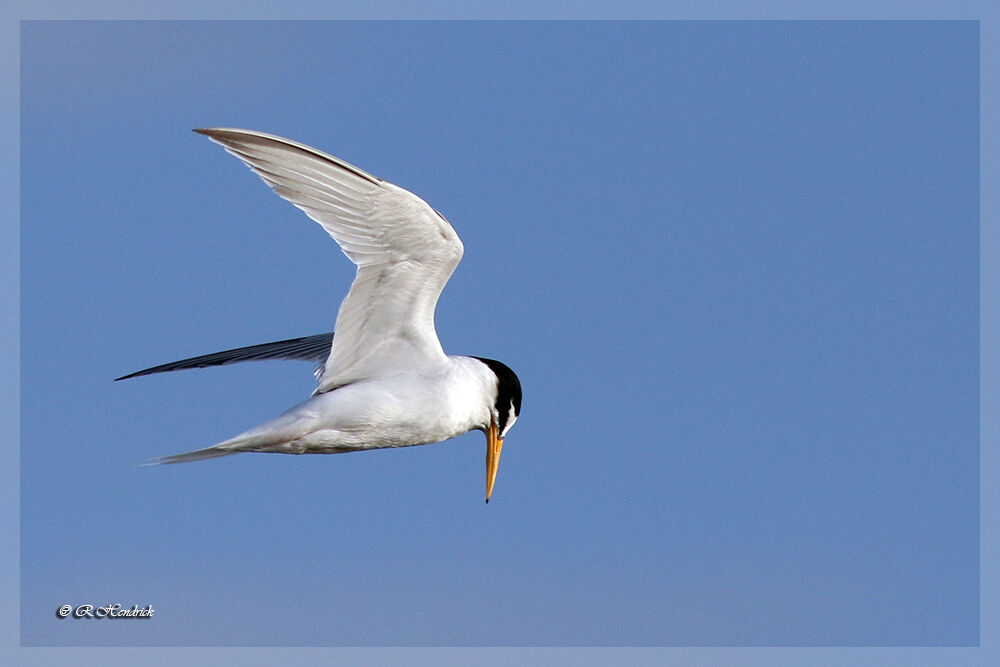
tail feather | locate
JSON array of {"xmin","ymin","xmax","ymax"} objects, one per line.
[
  {"xmin": 142, "ymin": 446, "xmax": 242, "ymax": 465},
  {"xmin": 144, "ymin": 392, "xmax": 330, "ymax": 465}
]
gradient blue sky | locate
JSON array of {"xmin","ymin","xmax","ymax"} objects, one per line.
[{"xmin": 17, "ymin": 18, "xmax": 981, "ymax": 653}]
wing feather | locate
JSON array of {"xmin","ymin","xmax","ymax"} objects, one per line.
[
  {"xmin": 195, "ymin": 128, "xmax": 464, "ymax": 392},
  {"xmin": 115, "ymin": 333, "xmax": 334, "ymax": 380}
]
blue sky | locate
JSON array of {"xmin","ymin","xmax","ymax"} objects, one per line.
[{"xmin": 18, "ymin": 20, "xmax": 979, "ymax": 649}]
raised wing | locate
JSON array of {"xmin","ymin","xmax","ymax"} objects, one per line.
[
  {"xmin": 196, "ymin": 129, "xmax": 464, "ymax": 392},
  {"xmin": 115, "ymin": 332, "xmax": 333, "ymax": 381}
]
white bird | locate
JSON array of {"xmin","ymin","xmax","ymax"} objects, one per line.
[{"xmin": 118, "ymin": 129, "xmax": 522, "ymax": 502}]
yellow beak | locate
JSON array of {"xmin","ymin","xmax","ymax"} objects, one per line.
[{"xmin": 485, "ymin": 420, "xmax": 504, "ymax": 503}]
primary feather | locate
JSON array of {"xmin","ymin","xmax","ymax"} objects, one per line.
[{"xmin": 115, "ymin": 332, "xmax": 333, "ymax": 381}]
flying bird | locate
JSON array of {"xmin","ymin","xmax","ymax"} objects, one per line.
[{"xmin": 118, "ymin": 129, "xmax": 522, "ymax": 502}]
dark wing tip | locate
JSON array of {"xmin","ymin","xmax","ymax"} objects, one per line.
[
  {"xmin": 114, "ymin": 332, "xmax": 334, "ymax": 382},
  {"xmin": 115, "ymin": 364, "xmax": 179, "ymax": 381},
  {"xmin": 193, "ymin": 127, "xmax": 236, "ymax": 139},
  {"xmin": 192, "ymin": 127, "xmax": 383, "ymax": 186}
]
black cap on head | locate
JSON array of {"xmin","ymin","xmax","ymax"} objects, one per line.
[{"xmin": 472, "ymin": 357, "xmax": 522, "ymax": 435}]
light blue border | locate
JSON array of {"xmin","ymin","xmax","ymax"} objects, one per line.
[{"xmin": 5, "ymin": 3, "xmax": 996, "ymax": 666}]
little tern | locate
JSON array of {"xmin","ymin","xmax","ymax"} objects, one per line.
[{"xmin": 118, "ymin": 129, "xmax": 522, "ymax": 502}]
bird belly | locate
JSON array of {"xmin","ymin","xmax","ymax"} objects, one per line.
[{"xmin": 251, "ymin": 375, "xmax": 478, "ymax": 454}]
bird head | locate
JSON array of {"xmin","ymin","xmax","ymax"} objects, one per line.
[{"xmin": 473, "ymin": 357, "xmax": 522, "ymax": 503}]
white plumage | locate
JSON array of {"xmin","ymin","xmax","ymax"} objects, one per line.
[
  {"xmin": 201, "ymin": 128, "xmax": 464, "ymax": 393},
  {"xmin": 121, "ymin": 129, "xmax": 521, "ymax": 501}
]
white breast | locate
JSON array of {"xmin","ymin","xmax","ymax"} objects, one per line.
[{"xmin": 253, "ymin": 355, "xmax": 495, "ymax": 453}]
